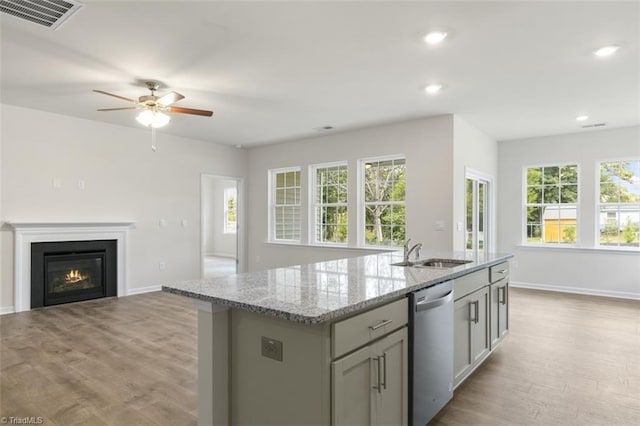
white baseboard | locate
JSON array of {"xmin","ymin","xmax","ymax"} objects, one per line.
[
  {"xmin": 510, "ymin": 281, "xmax": 640, "ymax": 300},
  {"xmin": 126, "ymin": 285, "xmax": 162, "ymax": 296},
  {"xmin": 204, "ymin": 252, "xmax": 236, "ymax": 259},
  {"xmin": 0, "ymin": 306, "xmax": 15, "ymax": 315}
]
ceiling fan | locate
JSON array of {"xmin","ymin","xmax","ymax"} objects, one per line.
[{"xmin": 94, "ymin": 81, "xmax": 213, "ymax": 128}]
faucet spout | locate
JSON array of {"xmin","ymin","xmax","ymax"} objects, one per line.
[
  {"xmin": 407, "ymin": 243, "xmax": 422, "ymax": 261},
  {"xmin": 403, "ymin": 239, "xmax": 422, "ymax": 263}
]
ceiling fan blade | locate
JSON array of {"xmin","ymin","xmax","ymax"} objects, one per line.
[
  {"xmin": 157, "ymin": 91, "xmax": 185, "ymax": 106},
  {"xmin": 167, "ymin": 106, "xmax": 213, "ymax": 117},
  {"xmin": 97, "ymin": 107, "xmax": 139, "ymax": 111},
  {"xmin": 93, "ymin": 90, "xmax": 136, "ymax": 103}
]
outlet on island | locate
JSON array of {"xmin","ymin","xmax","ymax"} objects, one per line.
[{"xmin": 261, "ymin": 336, "xmax": 283, "ymax": 362}]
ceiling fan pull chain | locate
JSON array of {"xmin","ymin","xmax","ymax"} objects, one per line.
[{"xmin": 151, "ymin": 127, "xmax": 157, "ymax": 152}]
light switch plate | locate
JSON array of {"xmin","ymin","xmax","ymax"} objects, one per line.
[{"xmin": 261, "ymin": 336, "xmax": 283, "ymax": 362}]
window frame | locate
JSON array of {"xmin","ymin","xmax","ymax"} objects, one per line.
[
  {"xmin": 522, "ymin": 162, "xmax": 580, "ymax": 246},
  {"xmin": 358, "ymin": 154, "xmax": 407, "ymax": 248},
  {"xmin": 223, "ymin": 187, "xmax": 237, "ymax": 234},
  {"xmin": 596, "ymin": 157, "xmax": 640, "ymax": 250},
  {"xmin": 309, "ymin": 161, "xmax": 349, "ymax": 246},
  {"xmin": 268, "ymin": 166, "xmax": 302, "ymax": 243}
]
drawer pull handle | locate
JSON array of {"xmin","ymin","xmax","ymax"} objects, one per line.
[
  {"xmin": 369, "ymin": 319, "xmax": 393, "ymax": 331},
  {"xmin": 496, "ymin": 269, "xmax": 507, "ymax": 274}
]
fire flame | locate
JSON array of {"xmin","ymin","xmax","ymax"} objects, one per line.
[{"xmin": 65, "ymin": 269, "xmax": 87, "ymax": 284}]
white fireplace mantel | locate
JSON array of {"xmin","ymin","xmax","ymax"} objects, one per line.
[{"xmin": 9, "ymin": 221, "xmax": 135, "ymax": 313}]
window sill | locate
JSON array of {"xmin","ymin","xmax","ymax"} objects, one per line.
[
  {"xmin": 516, "ymin": 244, "xmax": 640, "ymax": 255},
  {"xmin": 265, "ymin": 241, "xmax": 396, "ymax": 252}
]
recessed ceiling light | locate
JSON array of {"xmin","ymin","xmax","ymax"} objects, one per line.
[
  {"xmin": 576, "ymin": 115, "xmax": 589, "ymax": 122},
  {"xmin": 425, "ymin": 84, "xmax": 442, "ymax": 95},
  {"xmin": 424, "ymin": 31, "xmax": 447, "ymax": 45},
  {"xmin": 593, "ymin": 45, "xmax": 620, "ymax": 57}
]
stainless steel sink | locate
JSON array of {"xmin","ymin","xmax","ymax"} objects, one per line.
[
  {"xmin": 419, "ymin": 259, "xmax": 472, "ymax": 268},
  {"xmin": 391, "ymin": 258, "xmax": 472, "ymax": 268}
]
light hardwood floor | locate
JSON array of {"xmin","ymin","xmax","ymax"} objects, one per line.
[{"xmin": 1, "ymin": 288, "xmax": 638, "ymax": 425}]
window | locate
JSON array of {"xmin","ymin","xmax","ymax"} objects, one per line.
[
  {"xmin": 598, "ymin": 159, "xmax": 640, "ymax": 248},
  {"xmin": 270, "ymin": 168, "xmax": 301, "ymax": 242},
  {"xmin": 525, "ymin": 164, "xmax": 578, "ymax": 244},
  {"xmin": 311, "ymin": 163, "xmax": 348, "ymax": 244},
  {"xmin": 223, "ymin": 187, "xmax": 237, "ymax": 234},
  {"xmin": 362, "ymin": 157, "xmax": 406, "ymax": 247}
]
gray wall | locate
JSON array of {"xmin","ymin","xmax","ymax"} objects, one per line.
[
  {"xmin": 498, "ymin": 126, "xmax": 640, "ymax": 298},
  {"xmin": 245, "ymin": 115, "xmax": 498, "ymax": 272},
  {"xmin": 0, "ymin": 104, "xmax": 247, "ymax": 311}
]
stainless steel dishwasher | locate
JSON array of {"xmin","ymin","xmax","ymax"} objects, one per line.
[{"xmin": 408, "ymin": 280, "xmax": 454, "ymax": 425}]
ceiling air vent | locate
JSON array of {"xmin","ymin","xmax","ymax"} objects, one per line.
[
  {"xmin": 0, "ymin": 0, "xmax": 83, "ymax": 30},
  {"xmin": 582, "ymin": 123, "xmax": 607, "ymax": 128}
]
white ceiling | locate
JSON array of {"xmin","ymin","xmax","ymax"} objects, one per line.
[{"xmin": 1, "ymin": 1, "xmax": 638, "ymax": 147}]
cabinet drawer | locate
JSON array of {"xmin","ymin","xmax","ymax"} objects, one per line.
[
  {"xmin": 453, "ymin": 269, "xmax": 489, "ymax": 301},
  {"xmin": 490, "ymin": 262, "xmax": 509, "ymax": 283},
  {"xmin": 332, "ymin": 298, "xmax": 407, "ymax": 359}
]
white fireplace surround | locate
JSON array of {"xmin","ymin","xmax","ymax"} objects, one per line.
[{"xmin": 9, "ymin": 222, "xmax": 135, "ymax": 313}]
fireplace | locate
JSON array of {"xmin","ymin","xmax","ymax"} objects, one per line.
[{"xmin": 31, "ymin": 240, "xmax": 117, "ymax": 308}]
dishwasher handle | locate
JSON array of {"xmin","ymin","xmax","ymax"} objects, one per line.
[{"xmin": 415, "ymin": 290, "xmax": 454, "ymax": 312}]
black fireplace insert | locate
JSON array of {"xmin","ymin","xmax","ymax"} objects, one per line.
[{"xmin": 31, "ymin": 240, "xmax": 117, "ymax": 308}]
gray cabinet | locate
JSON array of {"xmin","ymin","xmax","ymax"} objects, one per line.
[
  {"xmin": 453, "ymin": 261, "xmax": 511, "ymax": 388},
  {"xmin": 453, "ymin": 286, "xmax": 490, "ymax": 388},
  {"xmin": 490, "ymin": 279, "xmax": 509, "ymax": 349},
  {"xmin": 332, "ymin": 327, "xmax": 408, "ymax": 426}
]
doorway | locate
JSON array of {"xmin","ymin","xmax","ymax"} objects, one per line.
[
  {"xmin": 201, "ymin": 174, "xmax": 242, "ymax": 278},
  {"xmin": 465, "ymin": 168, "xmax": 493, "ymax": 256}
]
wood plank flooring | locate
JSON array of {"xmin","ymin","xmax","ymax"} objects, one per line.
[
  {"xmin": 1, "ymin": 288, "xmax": 638, "ymax": 425},
  {"xmin": 432, "ymin": 288, "xmax": 640, "ymax": 426},
  {"xmin": 0, "ymin": 292, "xmax": 197, "ymax": 426}
]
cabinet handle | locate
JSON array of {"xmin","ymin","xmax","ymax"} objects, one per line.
[
  {"xmin": 499, "ymin": 286, "xmax": 507, "ymax": 305},
  {"xmin": 496, "ymin": 269, "xmax": 507, "ymax": 274},
  {"xmin": 381, "ymin": 352, "xmax": 387, "ymax": 391},
  {"xmin": 369, "ymin": 319, "xmax": 393, "ymax": 331},
  {"xmin": 470, "ymin": 301, "xmax": 479, "ymax": 324},
  {"xmin": 372, "ymin": 356, "xmax": 382, "ymax": 393}
]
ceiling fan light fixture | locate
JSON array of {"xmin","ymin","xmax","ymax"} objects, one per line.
[{"xmin": 136, "ymin": 110, "xmax": 170, "ymax": 128}]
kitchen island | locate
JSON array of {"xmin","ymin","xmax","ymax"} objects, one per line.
[{"xmin": 163, "ymin": 250, "xmax": 512, "ymax": 425}]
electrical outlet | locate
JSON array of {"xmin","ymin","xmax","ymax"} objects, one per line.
[
  {"xmin": 78, "ymin": 179, "xmax": 85, "ymax": 190},
  {"xmin": 261, "ymin": 336, "xmax": 283, "ymax": 362},
  {"xmin": 159, "ymin": 261, "xmax": 166, "ymax": 271},
  {"xmin": 435, "ymin": 221, "xmax": 445, "ymax": 231}
]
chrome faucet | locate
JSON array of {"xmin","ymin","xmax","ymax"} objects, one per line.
[{"xmin": 403, "ymin": 239, "xmax": 423, "ymax": 264}]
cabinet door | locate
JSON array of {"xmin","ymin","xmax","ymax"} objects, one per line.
[
  {"xmin": 490, "ymin": 279, "xmax": 509, "ymax": 348},
  {"xmin": 499, "ymin": 281, "xmax": 509, "ymax": 339},
  {"xmin": 453, "ymin": 293, "xmax": 473, "ymax": 387},
  {"xmin": 470, "ymin": 286, "xmax": 490, "ymax": 365},
  {"xmin": 332, "ymin": 344, "xmax": 377, "ymax": 426},
  {"xmin": 375, "ymin": 328, "xmax": 408, "ymax": 426}
]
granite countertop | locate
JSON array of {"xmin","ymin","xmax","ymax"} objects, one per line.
[{"xmin": 162, "ymin": 251, "xmax": 513, "ymax": 324}]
